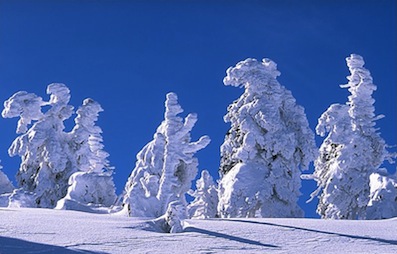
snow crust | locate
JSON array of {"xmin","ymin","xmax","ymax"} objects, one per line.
[{"xmin": 0, "ymin": 208, "xmax": 396, "ymax": 253}]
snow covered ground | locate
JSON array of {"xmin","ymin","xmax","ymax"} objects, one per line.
[{"xmin": 0, "ymin": 208, "xmax": 396, "ymax": 254}]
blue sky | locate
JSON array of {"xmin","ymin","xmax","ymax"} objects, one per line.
[{"xmin": 0, "ymin": 0, "xmax": 395, "ymax": 218}]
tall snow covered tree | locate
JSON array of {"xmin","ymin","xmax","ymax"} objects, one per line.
[
  {"xmin": 307, "ymin": 54, "xmax": 393, "ymax": 219},
  {"xmin": 69, "ymin": 98, "xmax": 112, "ymax": 174},
  {"xmin": 122, "ymin": 92, "xmax": 210, "ymax": 217},
  {"xmin": 56, "ymin": 98, "xmax": 116, "ymax": 210},
  {"xmin": 218, "ymin": 58, "xmax": 316, "ymax": 218},
  {"xmin": 2, "ymin": 84, "xmax": 75, "ymax": 208},
  {"xmin": 187, "ymin": 170, "xmax": 218, "ymax": 219}
]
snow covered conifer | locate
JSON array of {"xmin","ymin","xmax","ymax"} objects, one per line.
[
  {"xmin": 308, "ymin": 54, "xmax": 393, "ymax": 219},
  {"xmin": 156, "ymin": 93, "xmax": 211, "ymax": 215},
  {"xmin": 218, "ymin": 58, "xmax": 316, "ymax": 218},
  {"xmin": 0, "ymin": 163, "xmax": 14, "ymax": 195},
  {"xmin": 122, "ymin": 131, "xmax": 165, "ymax": 217},
  {"xmin": 57, "ymin": 99, "xmax": 116, "ymax": 210},
  {"xmin": 187, "ymin": 170, "xmax": 218, "ymax": 219},
  {"xmin": 70, "ymin": 98, "xmax": 111, "ymax": 173},
  {"xmin": 122, "ymin": 92, "xmax": 210, "ymax": 217},
  {"xmin": 2, "ymin": 84, "xmax": 75, "ymax": 208}
]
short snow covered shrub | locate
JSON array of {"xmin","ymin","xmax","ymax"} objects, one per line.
[
  {"xmin": 188, "ymin": 170, "xmax": 218, "ymax": 219},
  {"xmin": 153, "ymin": 200, "xmax": 187, "ymax": 233}
]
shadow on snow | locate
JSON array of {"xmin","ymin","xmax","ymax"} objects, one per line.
[
  {"xmin": 224, "ymin": 219, "xmax": 397, "ymax": 246},
  {"xmin": 0, "ymin": 236, "xmax": 108, "ymax": 254},
  {"xmin": 184, "ymin": 226, "xmax": 279, "ymax": 249}
]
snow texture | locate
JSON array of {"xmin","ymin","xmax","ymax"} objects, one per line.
[
  {"xmin": 307, "ymin": 54, "xmax": 394, "ymax": 219},
  {"xmin": 187, "ymin": 170, "xmax": 219, "ymax": 219},
  {"xmin": 122, "ymin": 92, "xmax": 210, "ymax": 218},
  {"xmin": 1, "ymin": 208, "xmax": 396, "ymax": 253},
  {"xmin": 218, "ymin": 58, "xmax": 316, "ymax": 218}
]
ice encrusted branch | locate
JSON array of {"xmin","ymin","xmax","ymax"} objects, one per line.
[{"xmin": 2, "ymin": 91, "xmax": 44, "ymax": 134}]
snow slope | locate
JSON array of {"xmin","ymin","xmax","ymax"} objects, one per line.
[{"xmin": 0, "ymin": 208, "xmax": 396, "ymax": 254}]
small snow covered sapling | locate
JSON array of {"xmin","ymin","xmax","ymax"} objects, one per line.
[
  {"xmin": 218, "ymin": 58, "xmax": 316, "ymax": 218},
  {"xmin": 188, "ymin": 170, "xmax": 218, "ymax": 219},
  {"xmin": 122, "ymin": 92, "xmax": 210, "ymax": 218}
]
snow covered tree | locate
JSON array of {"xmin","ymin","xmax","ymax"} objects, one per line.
[
  {"xmin": 2, "ymin": 84, "xmax": 75, "ymax": 208},
  {"xmin": 307, "ymin": 54, "xmax": 393, "ymax": 219},
  {"xmin": 56, "ymin": 99, "xmax": 116, "ymax": 210},
  {"xmin": 0, "ymin": 163, "xmax": 14, "ymax": 195},
  {"xmin": 218, "ymin": 58, "xmax": 316, "ymax": 218},
  {"xmin": 366, "ymin": 170, "xmax": 397, "ymax": 219},
  {"xmin": 187, "ymin": 170, "xmax": 218, "ymax": 219},
  {"xmin": 69, "ymin": 98, "xmax": 112, "ymax": 174},
  {"xmin": 122, "ymin": 131, "xmax": 165, "ymax": 217},
  {"xmin": 122, "ymin": 92, "xmax": 210, "ymax": 217}
]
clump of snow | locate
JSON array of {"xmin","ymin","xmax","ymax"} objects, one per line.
[
  {"xmin": 56, "ymin": 171, "xmax": 117, "ymax": 212},
  {"xmin": 7, "ymin": 189, "xmax": 36, "ymax": 208},
  {"xmin": 2, "ymin": 91, "xmax": 44, "ymax": 134},
  {"xmin": 153, "ymin": 200, "xmax": 187, "ymax": 233},
  {"xmin": 367, "ymin": 171, "xmax": 397, "ymax": 219},
  {"xmin": 218, "ymin": 58, "xmax": 316, "ymax": 218},
  {"xmin": 187, "ymin": 169, "xmax": 218, "ymax": 219}
]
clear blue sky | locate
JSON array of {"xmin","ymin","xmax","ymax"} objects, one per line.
[{"xmin": 0, "ymin": 0, "xmax": 395, "ymax": 218}]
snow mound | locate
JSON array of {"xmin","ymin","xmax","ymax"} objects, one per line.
[{"xmin": 0, "ymin": 208, "xmax": 396, "ymax": 253}]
